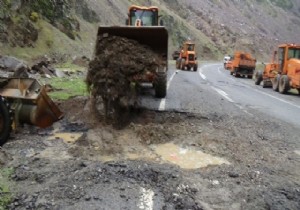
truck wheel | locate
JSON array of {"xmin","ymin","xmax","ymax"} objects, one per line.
[
  {"xmin": 279, "ymin": 75, "xmax": 290, "ymax": 94},
  {"xmin": 176, "ymin": 58, "xmax": 181, "ymax": 69},
  {"xmin": 180, "ymin": 59, "xmax": 186, "ymax": 70},
  {"xmin": 272, "ymin": 74, "xmax": 280, "ymax": 91},
  {"xmin": 154, "ymin": 73, "xmax": 167, "ymax": 98},
  {"xmin": 0, "ymin": 96, "xmax": 12, "ymax": 146},
  {"xmin": 254, "ymin": 70, "xmax": 263, "ymax": 85},
  {"xmin": 193, "ymin": 65, "xmax": 198, "ymax": 72},
  {"xmin": 234, "ymin": 68, "xmax": 239, "ymax": 77}
]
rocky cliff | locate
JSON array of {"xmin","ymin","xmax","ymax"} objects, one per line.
[{"xmin": 1, "ymin": 0, "xmax": 300, "ymax": 61}]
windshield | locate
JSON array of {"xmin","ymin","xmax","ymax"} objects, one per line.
[
  {"xmin": 288, "ymin": 48, "xmax": 300, "ymax": 59},
  {"xmin": 187, "ymin": 44, "xmax": 195, "ymax": 51},
  {"xmin": 130, "ymin": 10, "xmax": 156, "ymax": 26}
]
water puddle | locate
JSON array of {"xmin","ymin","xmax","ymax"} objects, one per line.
[
  {"xmin": 153, "ymin": 143, "xmax": 230, "ymax": 169},
  {"xmin": 48, "ymin": 132, "xmax": 83, "ymax": 143},
  {"xmin": 124, "ymin": 151, "xmax": 157, "ymax": 161},
  {"xmin": 38, "ymin": 148, "xmax": 72, "ymax": 160}
]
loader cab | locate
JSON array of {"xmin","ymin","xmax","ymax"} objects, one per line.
[
  {"xmin": 187, "ymin": 44, "xmax": 195, "ymax": 51},
  {"xmin": 278, "ymin": 44, "xmax": 300, "ymax": 73},
  {"xmin": 287, "ymin": 47, "xmax": 300, "ymax": 60},
  {"xmin": 127, "ymin": 5, "xmax": 159, "ymax": 26},
  {"xmin": 182, "ymin": 42, "xmax": 195, "ymax": 52}
]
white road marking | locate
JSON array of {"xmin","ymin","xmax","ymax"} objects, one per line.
[
  {"xmin": 158, "ymin": 99, "xmax": 166, "ymax": 111},
  {"xmin": 212, "ymin": 86, "xmax": 253, "ymax": 116},
  {"xmin": 217, "ymin": 66, "xmax": 235, "ymax": 82},
  {"xmin": 138, "ymin": 187, "xmax": 154, "ymax": 210},
  {"xmin": 199, "ymin": 66, "xmax": 208, "ymax": 80},
  {"xmin": 251, "ymin": 87, "xmax": 300, "ymax": 110},
  {"xmin": 158, "ymin": 71, "xmax": 177, "ymax": 111},
  {"xmin": 212, "ymin": 87, "xmax": 234, "ymax": 103},
  {"xmin": 213, "ymin": 64, "xmax": 300, "ymax": 110},
  {"xmin": 200, "ymin": 72, "xmax": 207, "ymax": 80}
]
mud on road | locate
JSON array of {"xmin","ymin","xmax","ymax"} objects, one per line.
[{"xmin": 1, "ymin": 96, "xmax": 300, "ymax": 210}]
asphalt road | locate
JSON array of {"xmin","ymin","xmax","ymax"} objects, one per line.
[{"xmin": 142, "ymin": 63, "xmax": 300, "ymax": 127}]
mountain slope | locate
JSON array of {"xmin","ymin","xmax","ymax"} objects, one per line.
[{"xmin": 1, "ymin": 0, "xmax": 300, "ymax": 62}]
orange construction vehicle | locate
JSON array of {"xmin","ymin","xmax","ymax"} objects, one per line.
[
  {"xmin": 229, "ymin": 51, "xmax": 256, "ymax": 78},
  {"xmin": 254, "ymin": 44, "xmax": 300, "ymax": 94},
  {"xmin": 176, "ymin": 41, "xmax": 198, "ymax": 71}
]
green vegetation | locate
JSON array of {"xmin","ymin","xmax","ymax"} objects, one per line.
[
  {"xmin": 0, "ymin": 0, "xmax": 11, "ymax": 19},
  {"xmin": 55, "ymin": 62, "xmax": 86, "ymax": 71},
  {"xmin": 270, "ymin": 0, "xmax": 293, "ymax": 10},
  {"xmin": 0, "ymin": 168, "xmax": 13, "ymax": 210},
  {"xmin": 29, "ymin": 12, "xmax": 39, "ymax": 22},
  {"xmin": 256, "ymin": 0, "xmax": 293, "ymax": 10},
  {"xmin": 29, "ymin": 0, "xmax": 57, "ymax": 22},
  {"xmin": 47, "ymin": 77, "xmax": 88, "ymax": 100}
]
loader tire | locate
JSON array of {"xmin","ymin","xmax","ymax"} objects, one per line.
[
  {"xmin": 154, "ymin": 73, "xmax": 167, "ymax": 98},
  {"xmin": 272, "ymin": 74, "xmax": 280, "ymax": 91},
  {"xmin": 193, "ymin": 65, "xmax": 198, "ymax": 72},
  {"xmin": 262, "ymin": 80, "xmax": 268, "ymax": 88},
  {"xmin": 180, "ymin": 59, "xmax": 186, "ymax": 70},
  {"xmin": 254, "ymin": 70, "xmax": 263, "ymax": 85},
  {"xmin": 176, "ymin": 58, "xmax": 181, "ymax": 69},
  {"xmin": 279, "ymin": 75, "xmax": 290, "ymax": 94},
  {"xmin": 0, "ymin": 96, "xmax": 12, "ymax": 146}
]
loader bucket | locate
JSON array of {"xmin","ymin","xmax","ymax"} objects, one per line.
[
  {"xmin": 97, "ymin": 26, "xmax": 168, "ymax": 58},
  {"xmin": 0, "ymin": 78, "xmax": 63, "ymax": 128}
]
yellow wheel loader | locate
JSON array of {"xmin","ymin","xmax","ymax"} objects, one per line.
[
  {"xmin": 95, "ymin": 5, "xmax": 168, "ymax": 97},
  {"xmin": 87, "ymin": 5, "xmax": 168, "ymax": 124}
]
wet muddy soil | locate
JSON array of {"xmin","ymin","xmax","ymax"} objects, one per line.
[{"xmin": 1, "ymin": 96, "xmax": 300, "ymax": 210}]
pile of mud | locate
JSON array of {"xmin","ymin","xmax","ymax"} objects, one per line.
[{"xmin": 86, "ymin": 35, "xmax": 164, "ymax": 124}]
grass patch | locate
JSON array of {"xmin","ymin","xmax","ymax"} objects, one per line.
[
  {"xmin": 54, "ymin": 62, "xmax": 86, "ymax": 72},
  {"xmin": 0, "ymin": 168, "xmax": 14, "ymax": 210},
  {"xmin": 48, "ymin": 77, "xmax": 88, "ymax": 100}
]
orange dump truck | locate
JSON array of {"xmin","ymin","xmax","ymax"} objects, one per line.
[
  {"xmin": 254, "ymin": 44, "xmax": 300, "ymax": 94},
  {"xmin": 229, "ymin": 52, "xmax": 256, "ymax": 78}
]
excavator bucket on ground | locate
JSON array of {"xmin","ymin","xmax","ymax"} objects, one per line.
[{"xmin": 0, "ymin": 77, "xmax": 63, "ymax": 128}]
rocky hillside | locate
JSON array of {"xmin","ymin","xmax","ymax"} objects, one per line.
[{"xmin": 1, "ymin": 0, "xmax": 300, "ymax": 62}]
